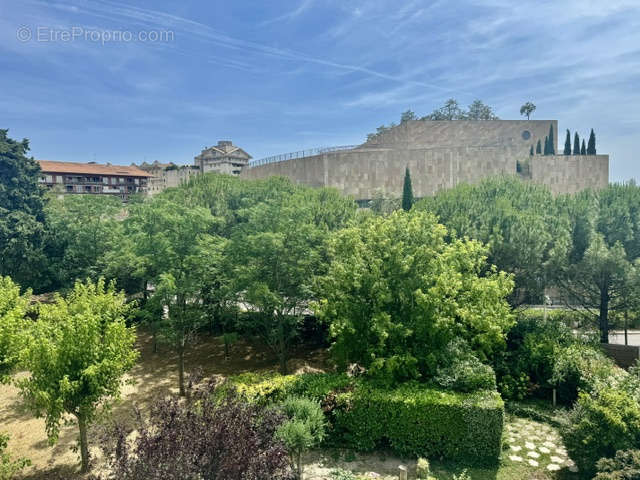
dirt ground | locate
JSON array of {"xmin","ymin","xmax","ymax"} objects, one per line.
[{"xmin": 1, "ymin": 331, "xmax": 328, "ymax": 479}]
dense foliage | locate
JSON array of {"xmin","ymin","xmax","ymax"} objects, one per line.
[
  {"xmin": 418, "ymin": 177, "xmax": 567, "ymax": 305},
  {"xmin": 562, "ymin": 389, "xmax": 640, "ymax": 476},
  {"xmin": 0, "ymin": 276, "xmax": 30, "ymax": 382},
  {"xmin": 97, "ymin": 381, "xmax": 294, "ymax": 480},
  {"xmin": 0, "ymin": 130, "xmax": 47, "ymax": 288},
  {"xmin": 494, "ymin": 309, "xmax": 602, "ymax": 402},
  {"xmin": 594, "ymin": 449, "xmax": 640, "ymax": 479},
  {"xmin": 316, "ymin": 210, "xmax": 513, "ymax": 384}
]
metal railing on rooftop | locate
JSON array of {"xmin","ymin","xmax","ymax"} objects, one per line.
[{"xmin": 248, "ymin": 145, "xmax": 359, "ymax": 167}]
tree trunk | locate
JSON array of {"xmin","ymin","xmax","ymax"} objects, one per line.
[
  {"xmin": 297, "ymin": 451, "xmax": 303, "ymax": 479},
  {"xmin": 152, "ymin": 323, "xmax": 158, "ymax": 354},
  {"xmin": 178, "ymin": 348, "xmax": 185, "ymax": 396},
  {"xmin": 625, "ymin": 310, "xmax": 629, "ymax": 345},
  {"xmin": 600, "ymin": 287, "xmax": 610, "ymax": 344},
  {"xmin": 278, "ymin": 317, "xmax": 287, "ymax": 375},
  {"xmin": 77, "ymin": 414, "xmax": 90, "ymax": 473}
]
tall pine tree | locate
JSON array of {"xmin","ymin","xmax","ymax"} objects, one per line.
[
  {"xmin": 536, "ymin": 139, "xmax": 542, "ymax": 154},
  {"xmin": 402, "ymin": 166, "xmax": 413, "ymax": 212},
  {"xmin": 581, "ymin": 139, "xmax": 586, "ymax": 155},
  {"xmin": 544, "ymin": 136, "xmax": 549, "ymax": 155},
  {"xmin": 587, "ymin": 129, "xmax": 596, "ymax": 154},
  {"xmin": 563, "ymin": 129, "xmax": 571, "ymax": 155},
  {"xmin": 547, "ymin": 124, "xmax": 555, "ymax": 155},
  {"xmin": 573, "ymin": 132, "xmax": 580, "ymax": 155}
]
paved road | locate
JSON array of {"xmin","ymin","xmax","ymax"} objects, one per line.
[{"xmin": 608, "ymin": 330, "xmax": 640, "ymax": 347}]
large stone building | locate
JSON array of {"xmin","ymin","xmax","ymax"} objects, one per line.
[
  {"xmin": 241, "ymin": 120, "xmax": 609, "ymax": 200},
  {"xmin": 138, "ymin": 140, "xmax": 251, "ymax": 195},
  {"xmin": 194, "ymin": 140, "xmax": 252, "ymax": 175},
  {"xmin": 38, "ymin": 160, "xmax": 152, "ymax": 200}
]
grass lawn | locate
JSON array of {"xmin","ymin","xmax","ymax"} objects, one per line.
[{"xmin": 1, "ymin": 331, "xmax": 579, "ymax": 480}]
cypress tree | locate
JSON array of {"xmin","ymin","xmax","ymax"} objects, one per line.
[
  {"xmin": 587, "ymin": 128, "xmax": 596, "ymax": 154},
  {"xmin": 402, "ymin": 166, "xmax": 413, "ymax": 211},
  {"xmin": 573, "ymin": 132, "xmax": 580, "ymax": 155},
  {"xmin": 563, "ymin": 129, "xmax": 571, "ymax": 155},
  {"xmin": 530, "ymin": 145, "xmax": 534, "ymax": 156},
  {"xmin": 548, "ymin": 124, "xmax": 555, "ymax": 155},
  {"xmin": 581, "ymin": 139, "xmax": 586, "ymax": 155},
  {"xmin": 536, "ymin": 139, "xmax": 542, "ymax": 154},
  {"xmin": 544, "ymin": 136, "xmax": 549, "ymax": 155}
]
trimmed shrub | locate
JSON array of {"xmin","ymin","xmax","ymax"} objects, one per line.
[
  {"xmin": 562, "ymin": 389, "xmax": 640, "ymax": 477},
  {"xmin": 332, "ymin": 383, "xmax": 503, "ymax": 464},
  {"xmin": 227, "ymin": 373, "xmax": 504, "ymax": 465},
  {"xmin": 594, "ymin": 449, "xmax": 640, "ymax": 480}
]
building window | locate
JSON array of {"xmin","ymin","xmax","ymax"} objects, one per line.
[{"xmin": 522, "ymin": 130, "xmax": 531, "ymax": 140}]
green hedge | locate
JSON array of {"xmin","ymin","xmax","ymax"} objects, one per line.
[{"xmin": 226, "ymin": 373, "xmax": 503, "ymax": 465}]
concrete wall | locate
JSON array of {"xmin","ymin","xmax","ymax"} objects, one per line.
[
  {"xmin": 241, "ymin": 120, "xmax": 608, "ymax": 200},
  {"xmin": 364, "ymin": 120, "xmax": 557, "ymax": 157},
  {"xmin": 243, "ymin": 146, "xmax": 525, "ymax": 199},
  {"xmin": 528, "ymin": 155, "xmax": 609, "ymax": 195}
]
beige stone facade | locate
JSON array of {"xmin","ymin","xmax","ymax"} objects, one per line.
[
  {"xmin": 194, "ymin": 140, "xmax": 252, "ymax": 175},
  {"xmin": 241, "ymin": 120, "xmax": 609, "ymax": 200}
]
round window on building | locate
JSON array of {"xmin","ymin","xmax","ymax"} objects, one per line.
[{"xmin": 522, "ymin": 130, "xmax": 531, "ymax": 140}]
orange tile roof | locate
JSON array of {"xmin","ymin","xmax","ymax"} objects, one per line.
[{"xmin": 38, "ymin": 160, "xmax": 153, "ymax": 177}]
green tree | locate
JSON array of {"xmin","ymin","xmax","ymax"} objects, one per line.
[
  {"xmin": 315, "ymin": 210, "xmax": 514, "ymax": 382},
  {"xmin": 419, "ymin": 177, "xmax": 569, "ymax": 305},
  {"xmin": 520, "ymin": 102, "xmax": 536, "ymax": 120},
  {"xmin": 467, "ymin": 100, "xmax": 498, "ymax": 120},
  {"xmin": 277, "ymin": 397, "xmax": 325, "ymax": 478},
  {"xmin": 573, "ymin": 132, "xmax": 581, "ymax": 155},
  {"xmin": 231, "ymin": 196, "xmax": 325, "ymax": 374},
  {"xmin": 129, "ymin": 198, "xmax": 218, "ymax": 394},
  {"xmin": 544, "ymin": 136, "xmax": 549, "ymax": 155},
  {"xmin": 43, "ymin": 194, "xmax": 123, "ymax": 290},
  {"xmin": 581, "ymin": 139, "xmax": 587, "ymax": 155},
  {"xmin": 536, "ymin": 139, "xmax": 542, "ymax": 154},
  {"xmin": 400, "ymin": 109, "xmax": 417, "ymax": 123},
  {"xmin": 587, "ymin": 128, "xmax": 597, "ymax": 155},
  {"xmin": 402, "ymin": 167, "xmax": 413, "ymax": 212},
  {"xmin": 424, "ymin": 98, "xmax": 465, "ymax": 120},
  {"xmin": 556, "ymin": 184, "xmax": 640, "ymax": 342},
  {"xmin": 0, "ymin": 130, "xmax": 47, "ymax": 289},
  {"xmin": 558, "ymin": 235, "xmax": 639, "ymax": 343},
  {"xmin": 564, "ymin": 129, "xmax": 572, "ymax": 155},
  {"xmin": 547, "ymin": 124, "xmax": 555, "ymax": 155},
  {"xmin": 152, "ymin": 271, "xmax": 208, "ymax": 396},
  {"xmin": 0, "ymin": 276, "xmax": 30, "ymax": 383},
  {"xmin": 18, "ymin": 279, "xmax": 138, "ymax": 473}
]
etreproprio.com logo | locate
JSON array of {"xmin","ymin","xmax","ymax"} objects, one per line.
[{"xmin": 16, "ymin": 26, "xmax": 175, "ymax": 45}]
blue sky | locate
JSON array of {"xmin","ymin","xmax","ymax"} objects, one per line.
[{"xmin": 1, "ymin": 0, "xmax": 639, "ymax": 181}]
